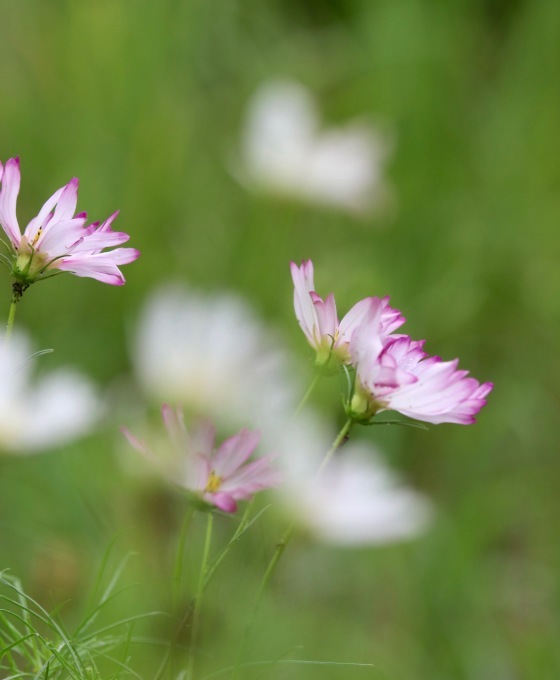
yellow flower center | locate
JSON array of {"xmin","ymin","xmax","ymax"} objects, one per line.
[
  {"xmin": 30, "ymin": 227, "xmax": 42, "ymax": 247},
  {"xmin": 205, "ymin": 470, "xmax": 222, "ymax": 493}
]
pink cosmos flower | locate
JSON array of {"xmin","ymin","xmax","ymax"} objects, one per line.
[
  {"xmin": 290, "ymin": 259, "xmax": 404, "ymax": 366},
  {"xmin": 123, "ymin": 405, "xmax": 282, "ymax": 513},
  {"xmin": 0, "ymin": 157, "xmax": 139, "ymax": 291},
  {"xmin": 349, "ymin": 310, "xmax": 493, "ymax": 425}
]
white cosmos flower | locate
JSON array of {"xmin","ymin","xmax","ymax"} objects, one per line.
[
  {"xmin": 133, "ymin": 285, "xmax": 296, "ymax": 431},
  {"xmin": 0, "ymin": 333, "xmax": 100, "ymax": 453},
  {"xmin": 275, "ymin": 415, "xmax": 432, "ymax": 546},
  {"xmin": 240, "ymin": 79, "xmax": 393, "ymax": 216}
]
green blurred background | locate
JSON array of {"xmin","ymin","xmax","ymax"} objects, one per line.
[{"xmin": 1, "ymin": 0, "xmax": 560, "ymax": 678}]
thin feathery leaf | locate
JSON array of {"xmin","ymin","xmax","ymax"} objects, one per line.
[
  {"xmin": 77, "ymin": 612, "xmax": 164, "ymax": 644},
  {"xmin": 1, "ymin": 633, "xmax": 39, "ymax": 659},
  {"xmin": 201, "ymin": 658, "xmax": 376, "ymax": 679},
  {"xmin": 204, "ymin": 504, "xmax": 270, "ymax": 591},
  {"xmin": 76, "ymin": 552, "xmax": 137, "ymax": 638},
  {"xmin": 1, "ymin": 577, "xmax": 85, "ymax": 676}
]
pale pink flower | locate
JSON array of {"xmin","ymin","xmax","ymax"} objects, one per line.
[
  {"xmin": 291, "ymin": 259, "xmax": 404, "ymax": 366},
  {"xmin": 349, "ymin": 311, "xmax": 493, "ymax": 425},
  {"xmin": 123, "ymin": 405, "xmax": 282, "ymax": 513},
  {"xmin": 0, "ymin": 157, "xmax": 139, "ymax": 290}
]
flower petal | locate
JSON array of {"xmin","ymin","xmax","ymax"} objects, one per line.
[
  {"xmin": 0, "ymin": 157, "xmax": 22, "ymax": 246},
  {"xmin": 212, "ymin": 428, "xmax": 261, "ymax": 477},
  {"xmin": 55, "ymin": 248, "xmax": 140, "ymax": 285}
]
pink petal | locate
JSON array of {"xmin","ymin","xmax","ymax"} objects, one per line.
[
  {"xmin": 291, "ymin": 260, "xmax": 320, "ymax": 347},
  {"xmin": 24, "ymin": 187, "xmax": 66, "ymax": 242},
  {"xmin": 338, "ymin": 297, "xmax": 375, "ymax": 344},
  {"xmin": 189, "ymin": 419, "xmax": 216, "ymax": 457},
  {"xmin": 0, "ymin": 157, "xmax": 22, "ymax": 246},
  {"xmin": 381, "ymin": 336, "xmax": 427, "ymax": 373},
  {"xmin": 349, "ymin": 301, "xmax": 385, "ymax": 369},
  {"xmin": 161, "ymin": 403, "xmax": 191, "ymax": 451},
  {"xmin": 213, "ymin": 428, "xmax": 261, "ymax": 477},
  {"xmin": 208, "ymin": 492, "xmax": 238, "ymax": 513},
  {"xmin": 310, "ymin": 291, "xmax": 338, "ymax": 341},
  {"xmin": 66, "ymin": 230, "xmax": 130, "ymax": 253},
  {"xmin": 386, "ymin": 356, "xmax": 493, "ymax": 424},
  {"xmin": 53, "ymin": 178, "xmax": 79, "ymax": 223},
  {"xmin": 379, "ymin": 298, "xmax": 406, "ymax": 336},
  {"xmin": 221, "ymin": 455, "xmax": 282, "ymax": 495},
  {"xmin": 97, "ymin": 211, "xmax": 120, "ymax": 233},
  {"xmin": 55, "ymin": 248, "xmax": 140, "ymax": 285},
  {"xmin": 120, "ymin": 426, "xmax": 149, "ymax": 454},
  {"xmin": 35, "ymin": 217, "xmax": 89, "ymax": 255}
]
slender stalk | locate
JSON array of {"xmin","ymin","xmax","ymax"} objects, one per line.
[
  {"xmin": 256, "ymin": 417, "xmax": 351, "ymax": 603},
  {"xmin": 173, "ymin": 505, "xmax": 195, "ymax": 608},
  {"xmin": 293, "ymin": 347, "xmax": 336, "ymax": 420},
  {"xmin": 186, "ymin": 512, "xmax": 213, "ymax": 680},
  {"xmin": 316, "ymin": 417, "xmax": 353, "ymax": 478},
  {"xmin": 231, "ymin": 417, "xmax": 354, "ymax": 678},
  {"xmin": 252, "ymin": 522, "xmax": 294, "ymax": 612},
  {"xmin": 203, "ymin": 499, "xmax": 255, "ymax": 592},
  {"xmin": 4, "ymin": 297, "xmax": 18, "ymax": 344},
  {"xmin": 293, "ymin": 370, "xmax": 323, "ymax": 419}
]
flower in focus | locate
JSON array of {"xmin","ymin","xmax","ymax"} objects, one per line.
[
  {"xmin": 349, "ymin": 313, "xmax": 493, "ymax": 425},
  {"xmin": 275, "ymin": 415, "xmax": 432, "ymax": 545},
  {"xmin": 123, "ymin": 405, "xmax": 282, "ymax": 513},
  {"xmin": 240, "ymin": 79, "xmax": 394, "ymax": 216},
  {"xmin": 291, "ymin": 259, "xmax": 405, "ymax": 367},
  {"xmin": 0, "ymin": 332, "xmax": 101, "ymax": 453},
  {"xmin": 133, "ymin": 285, "xmax": 296, "ymax": 431},
  {"xmin": 0, "ymin": 157, "xmax": 139, "ymax": 295}
]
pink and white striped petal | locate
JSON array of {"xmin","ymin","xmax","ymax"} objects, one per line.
[{"xmin": 0, "ymin": 157, "xmax": 139, "ymax": 288}]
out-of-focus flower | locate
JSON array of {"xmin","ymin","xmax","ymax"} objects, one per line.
[
  {"xmin": 349, "ymin": 314, "xmax": 493, "ymax": 425},
  {"xmin": 291, "ymin": 259, "xmax": 404, "ymax": 366},
  {"xmin": 276, "ymin": 416, "xmax": 432, "ymax": 546},
  {"xmin": 133, "ymin": 285, "xmax": 296, "ymax": 431},
  {"xmin": 0, "ymin": 157, "xmax": 139, "ymax": 294},
  {"xmin": 123, "ymin": 404, "xmax": 281, "ymax": 513},
  {"xmin": 0, "ymin": 332, "xmax": 101, "ymax": 453},
  {"xmin": 240, "ymin": 80, "xmax": 393, "ymax": 216}
]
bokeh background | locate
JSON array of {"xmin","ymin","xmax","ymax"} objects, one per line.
[{"xmin": 1, "ymin": 0, "xmax": 560, "ymax": 678}]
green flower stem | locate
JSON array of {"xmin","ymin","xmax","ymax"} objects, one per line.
[
  {"xmin": 316, "ymin": 417, "xmax": 353, "ymax": 478},
  {"xmin": 4, "ymin": 297, "xmax": 18, "ymax": 344},
  {"xmin": 231, "ymin": 417, "xmax": 354, "ymax": 679},
  {"xmin": 293, "ymin": 369, "xmax": 324, "ymax": 419},
  {"xmin": 173, "ymin": 505, "xmax": 195, "ymax": 608},
  {"xmin": 203, "ymin": 499, "xmax": 255, "ymax": 592},
  {"xmin": 186, "ymin": 511, "xmax": 213, "ymax": 680},
  {"xmin": 293, "ymin": 344, "xmax": 339, "ymax": 419}
]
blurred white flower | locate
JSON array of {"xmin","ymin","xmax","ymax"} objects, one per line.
[
  {"xmin": 276, "ymin": 415, "xmax": 432, "ymax": 546},
  {"xmin": 240, "ymin": 79, "xmax": 393, "ymax": 216},
  {"xmin": 132, "ymin": 285, "xmax": 296, "ymax": 431},
  {"xmin": 0, "ymin": 333, "xmax": 100, "ymax": 453}
]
